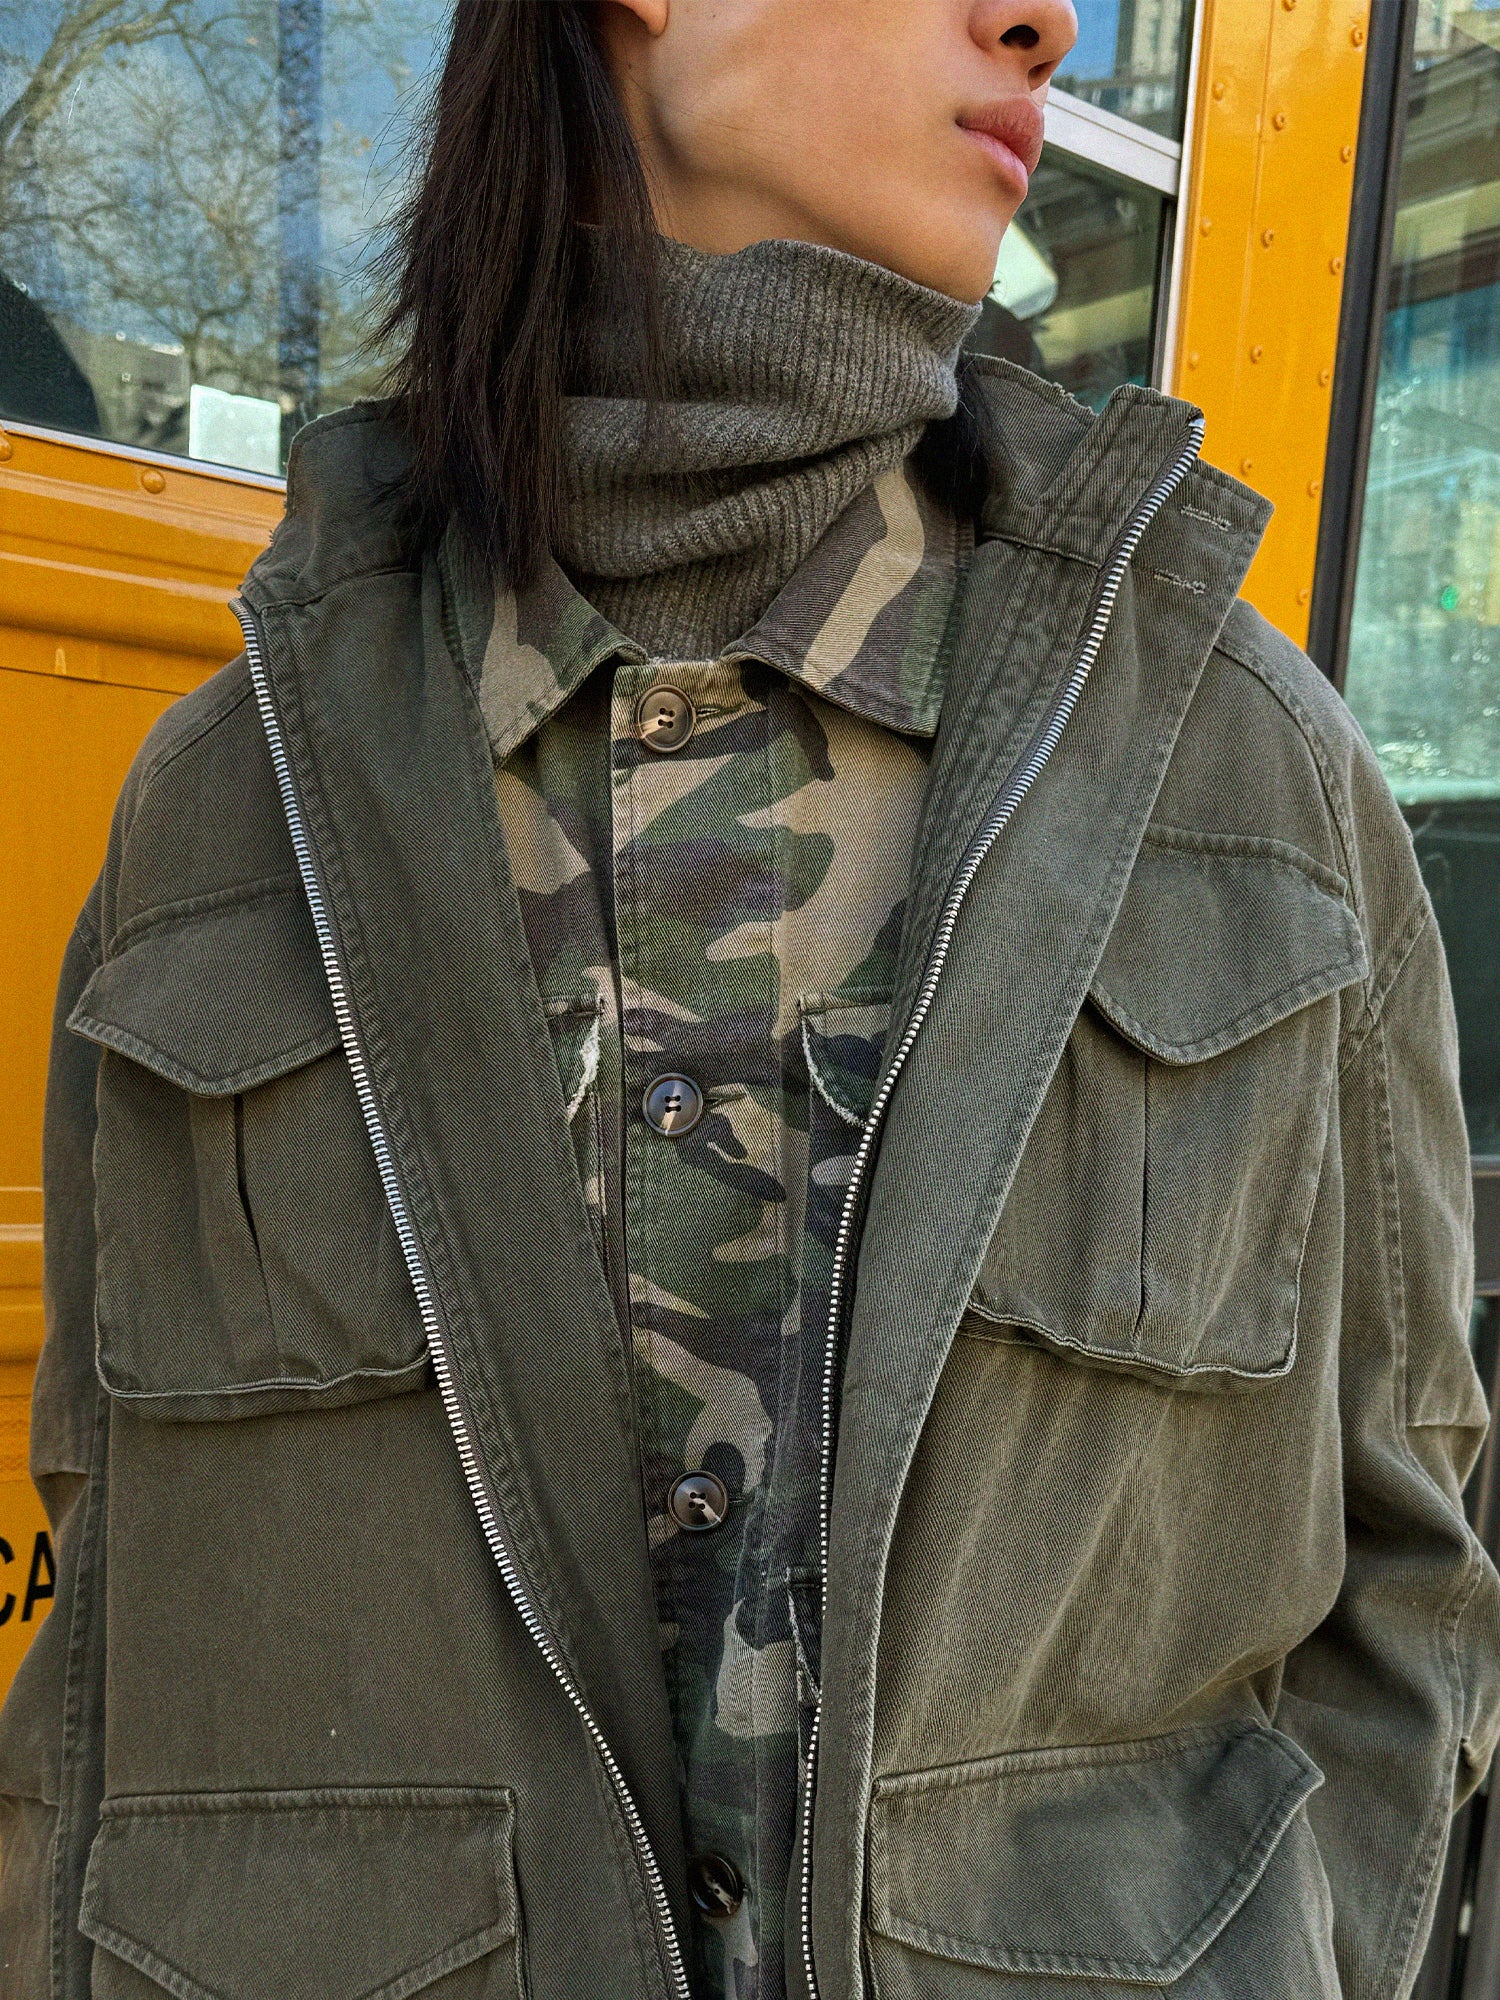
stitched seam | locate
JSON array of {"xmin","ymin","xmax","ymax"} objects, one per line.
[
  {"xmin": 99, "ymin": 1785, "xmax": 516, "ymax": 1814},
  {"xmin": 49, "ymin": 1381, "xmax": 110, "ymax": 2000},
  {"xmin": 75, "ymin": 904, "xmax": 102, "ymax": 965},
  {"xmin": 82, "ymin": 1915, "xmax": 514, "ymax": 2000},
  {"xmin": 799, "ymin": 987, "xmax": 890, "ymax": 1012},
  {"xmin": 97, "ymin": 1356, "xmax": 428, "ymax": 1404},
  {"xmin": 243, "ymin": 558, "xmax": 416, "ymax": 614},
  {"xmin": 69, "ymin": 1017, "xmax": 339, "ymax": 1097},
  {"xmin": 108, "ymin": 874, "xmax": 304, "ymax": 955},
  {"xmin": 872, "ymin": 1721, "xmax": 1287, "ymax": 1797},
  {"xmin": 960, "ymin": 1295, "xmax": 1297, "ymax": 1384},
  {"xmin": 989, "ymin": 935, "xmax": 1340, "ymax": 1390},
  {"xmin": 1211, "ymin": 622, "xmax": 1362, "ymax": 923},
  {"xmin": 759, "ymin": 687, "xmax": 789, "ymax": 1910},
  {"xmin": 982, "ymin": 528, "xmax": 1100, "ymax": 569},
  {"xmin": 1139, "ymin": 821, "xmax": 1352, "ymax": 900},
  {"xmin": 132, "ymin": 672, "xmax": 256, "ymax": 795},
  {"xmin": 1360, "ymin": 1009, "xmax": 1484, "ymax": 1992},
  {"xmin": 1181, "ymin": 503, "xmax": 1233, "ymax": 531},
  {"xmin": 873, "ymin": 1765, "xmax": 1311, "ymax": 1982},
  {"xmin": 1093, "ymin": 958, "xmax": 1357, "ymax": 1064},
  {"xmin": 1339, "ymin": 891, "xmax": 1431, "ymax": 1074},
  {"xmin": 872, "ymin": 1760, "xmax": 1314, "ymax": 1980}
]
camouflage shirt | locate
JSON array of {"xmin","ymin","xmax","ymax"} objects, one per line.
[{"xmin": 472, "ymin": 461, "xmax": 966, "ymax": 2000}]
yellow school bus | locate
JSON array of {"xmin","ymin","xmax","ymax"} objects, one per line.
[{"xmin": 2, "ymin": 0, "xmax": 1496, "ymax": 1985}]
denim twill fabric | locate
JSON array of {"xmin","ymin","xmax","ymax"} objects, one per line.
[{"xmin": 0, "ymin": 367, "xmax": 1497, "ymax": 2000}]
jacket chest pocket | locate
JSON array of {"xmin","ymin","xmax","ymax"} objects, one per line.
[
  {"xmin": 964, "ymin": 834, "xmax": 1368, "ymax": 1388},
  {"xmin": 71, "ymin": 884, "xmax": 429, "ymax": 1420}
]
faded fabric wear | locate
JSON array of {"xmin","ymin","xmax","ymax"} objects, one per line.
[
  {"xmin": 474, "ymin": 448, "xmax": 966, "ymax": 2000},
  {"xmin": 3, "ymin": 367, "xmax": 1499, "ymax": 2000}
]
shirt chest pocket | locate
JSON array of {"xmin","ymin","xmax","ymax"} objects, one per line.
[
  {"xmin": 70, "ymin": 883, "xmax": 429, "ymax": 1420},
  {"xmin": 964, "ymin": 833, "xmax": 1369, "ymax": 1389}
]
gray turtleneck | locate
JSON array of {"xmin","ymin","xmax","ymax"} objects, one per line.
[{"xmin": 557, "ymin": 232, "xmax": 979, "ymax": 659}]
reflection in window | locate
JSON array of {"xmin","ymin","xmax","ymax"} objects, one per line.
[
  {"xmin": 1343, "ymin": 4, "xmax": 1500, "ymax": 1153},
  {"xmin": 1056, "ymin": 0, "xmax": 1194, "ymax": 139},
  {"xmin": 0, "ymin": 0, "xmax": 448, "ymax": 475},
  {"xmin": 971, "ymin": 152, "xmax": 1168, "ymax": 409},
  {"xmin": 0, "ymin": 7, "xmax": 1182, "ymax": 477}
]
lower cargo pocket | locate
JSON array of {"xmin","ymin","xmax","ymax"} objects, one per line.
[
  {"xmin": 865, "ymin": 1723, "xmax": 1338, "ymax": 2000},
  {"xmin": 80, "ymin": 1787, "xmax": 525, "ymax": 2000}
]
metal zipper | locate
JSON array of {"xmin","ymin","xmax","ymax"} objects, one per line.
[
  {"xmin": 797, "ymin": 414, "xmax": 1205, "ymax": 2000},
  {"xmin": 234, "ymin": 600, "xmax": 692, "ymax": 2000}
]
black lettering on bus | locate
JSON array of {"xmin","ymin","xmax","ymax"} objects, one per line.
[
  {"xmin": 23, "ymin": 1533, "xmax": 55, "ymax": 1622},
  {"xmin": 0, "ymin": 1535, "xmax": 12, "ymax": 1625}
]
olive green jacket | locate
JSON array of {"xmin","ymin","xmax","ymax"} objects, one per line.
[{"xmin": 3, "ymin": 367, "xmax": 1498, "ymax": 2000}]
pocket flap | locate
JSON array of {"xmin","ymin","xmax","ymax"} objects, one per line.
[
  {"xmin": 80, "ymin": 1788, "xmax": 520, "ymax": 2000},
  {"xmin": 1090, "ymin": 834, "xmax": 1367, "ymax": 1063},
  {"xmin": 800, "ymin": 994, "xmax": 891, "ymax": 1129},
  {"xmin": 70, "ymin": 884, "xmax": 340, "ymax": 1096},
  {"xmin": 868, "ymin": 1723, "xmax": 1321, "ymax": 1985}
]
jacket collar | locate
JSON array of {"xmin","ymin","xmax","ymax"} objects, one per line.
[{"xmin": 444, "ymin": 458, "xmax": 967, "ymax": 766}]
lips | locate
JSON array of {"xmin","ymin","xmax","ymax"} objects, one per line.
[{"xmin": 957, "ymin": 96, "xmax": 1047, "ymax": 189}]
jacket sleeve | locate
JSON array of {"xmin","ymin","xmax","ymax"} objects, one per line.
[
  {"xmin": 1276, "ymin": 890, "xmax": 1500, "ymax": 2000},
  {"xmin": 0, "ymin": 890, "xmax": 110, "ymax": 1999}
]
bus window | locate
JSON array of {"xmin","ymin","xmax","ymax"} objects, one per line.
[
  {"xmin": 0, "ymin": 4, "xmax": 1193, "ymax": 477},
  {"xmin": 0, "ymin": 1, "xmax": 449, "ymax": 476},
  {"xmin": 1056, "ymin": 0, "xmax": 1195, "ymax": 139},
  {"xmin": 974, "ymin": 1, "xmax": 1188, "ymax": 407},
  {"xmin": 974, "ymin": 152, "xmax": 1170, "ymax": 408},
  {"xmin": 1341, "ymin": 6, "xmax": 1500, "ymax": 1161}
]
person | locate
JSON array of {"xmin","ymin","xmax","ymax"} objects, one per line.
[
  {"xmin": 2, "ymin": 3, "xmax": 1497, "ymax": 1997},
  {"xmin": 0, "ymin": 274, "xmax": 101, "ymax": 437}
]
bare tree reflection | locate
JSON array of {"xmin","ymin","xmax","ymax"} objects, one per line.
[{"xmin": 0, "ymin": 0, "xmax": 438, "ymax": 460}]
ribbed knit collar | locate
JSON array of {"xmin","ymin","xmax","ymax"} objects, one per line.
[{"xmin": 556, "ymin": 230, "xmax": 979, "ymax": 658}]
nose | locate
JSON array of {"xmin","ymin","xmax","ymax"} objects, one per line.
[{"xmin": 970, "ymin": 0, "xmax": 1078, "ymax": 89}]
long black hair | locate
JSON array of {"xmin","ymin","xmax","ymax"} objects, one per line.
[
  {"xmin": 378, "ymin": 1, "xmax": 659, "ymax": 584},
  {"xmin": 380, "ymin": 0, "xmax": 995, "ymax": 587}
]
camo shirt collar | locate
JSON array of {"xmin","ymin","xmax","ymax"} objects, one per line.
[{"xmin": 466, "ymin": 458, "xmax": 967, "ymax": 765}]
